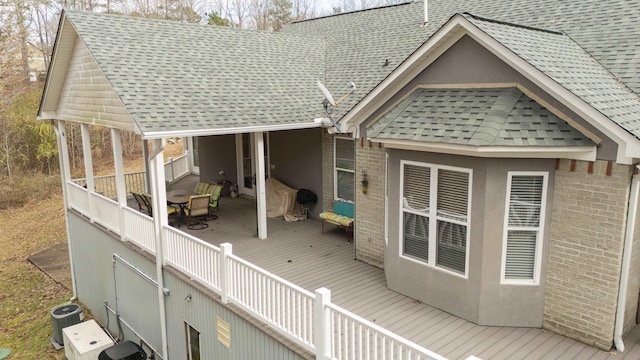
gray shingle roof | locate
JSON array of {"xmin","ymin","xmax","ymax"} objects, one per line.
[
  {"xmin": 60, "ymin": 0, "xmax": 640, "ymax": 141},
  {"xmin": 285, "ymin": 0, "xmax": 640, "ymax": 133},
  {"xmin": 65, "ymin": 10, "xmax": 326, "ymax": 134},
  {"xmin": 463, "ymin": 14, "xmax": 640, "ymax": 140},
  {"xmin": 367, "ymin": 87, "xmax": 595, "ymax": 147}
]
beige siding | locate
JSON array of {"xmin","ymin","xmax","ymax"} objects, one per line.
[
  {"xmin": 354, "ymin": 139, "xmax": 385, "ymax": 267},
  {"xmin": 544, "ymin": 159, "xmax": 632, "ymax": 350},
  {"xmin": 57, "ymin": 36, "xmax": 135, "ymax": 130}
]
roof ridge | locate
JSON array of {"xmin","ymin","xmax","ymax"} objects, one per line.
[
  {"xmin": 291, "ymin": 1, "xmax": 413, "ymax": 25},
  {"xmin": 462, "ymin": 12, "xmax": 563, "ymax": 35},
  {"xmin": 469, "ymin": 87, "xmax": 521, "ymax": 146}
]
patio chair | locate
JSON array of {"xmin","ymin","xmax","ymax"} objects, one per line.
[
  {"xmin": 132, "ymin": 192, "xmax": 178, "ymax": 219},
  {"xmin": 194, "ymin": 181, "xmax": 212, "ymax": 195},
  {"xmin": 132, "ymin": 192, "xmax": 152, "ymax": 216},
  {"xmin": 185, "ymin": 194, "xmax": 211, "ymax": 230},
  {"xmin": 204, "ymin": 184, "xmax": 223, "ymax": 219}
]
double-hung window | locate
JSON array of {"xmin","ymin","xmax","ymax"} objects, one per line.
[
  {"xmin": 501, "ymin": 172, "xmax": 548, "ymax": 284},
  {"xmin": 401, "ymin": 161, "xmax": 471, "ymax": 276},
  {"xmin": 334, "ymin": 137, "xmax": 355, "ymax": 201}
]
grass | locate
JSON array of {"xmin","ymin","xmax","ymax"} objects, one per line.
[
  {"xmin": 0, "ymin": 195, "xmax": 71, "ymax": 359},
  {"xmin": 0, "ymin": 143, "xmax": 184, "ymax": 358}
]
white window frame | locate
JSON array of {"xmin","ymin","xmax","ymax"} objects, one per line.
[
  {"xmin": 500, "ymin": 171, "xmax": 548, "ymax": 285},
  {"xmin": 184, "ymin": 321, "xmax": 201, "ymax": 360},
  {"xmin": 334, "ymin": 136, "xmax": 355, "ymax": 202},
  {"xmin": 399, "ymin": 160, "xmax": 472, "ymax": 278}
]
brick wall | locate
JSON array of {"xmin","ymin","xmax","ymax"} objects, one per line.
[
  {"xmin": 321, "ymin": 131, "xmax": 334, "ymax": 212},
  {"xmin": 354, "ymin": 139, "xmax": 386, "ymax": 268},
  {"xmin": 544, "ymin": 160, "xmax": 632, "ymax": 350}
]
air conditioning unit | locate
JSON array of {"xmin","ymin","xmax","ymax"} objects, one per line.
[
  {"xmin": 51, "ymin": 303, "xmax": 83, "ymax": 346},
  {"xmin": 63, "ymin": 319, "xmax": 114, "ymax": 360}
]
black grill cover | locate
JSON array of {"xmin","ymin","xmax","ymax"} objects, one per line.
[
  {"xmin": 98, "ymin": 341, "xmax": 146, "ymax": 360},
  {"xmin": 296, "ymin": 189, "xmax": 317, "ymax": 205}
]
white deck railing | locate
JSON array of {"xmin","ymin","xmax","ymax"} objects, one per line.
[
  {"xmin": 226, "ymin": 252, "xmax": 316, "ymax": 351},
  {"xmin": 325, "ymin": 302, "xmax": 448, "ymax": 360},
  {"xmin": 164, "ymin": 227, "xmax": 221, "ymax": 290},
  {"xmin": 71, "ymin": 153, "xmax": 189, "ymax": 196},
  {"xmin": 68, "ymin": 183, "xmax": 476, "ymax": 360}
]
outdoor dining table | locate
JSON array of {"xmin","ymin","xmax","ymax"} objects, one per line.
[{"xmin": 166, "ymin": 190, "xmax": 218, "ymax": 224}]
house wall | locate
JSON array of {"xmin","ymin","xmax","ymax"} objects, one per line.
[
  {"xmin": 543, "ymin": 160, "xmax": 632, "ymax": 350},
  {"xmin": 363, "ymin": 35, "xmax": 618, "ymax": 161},
  {"xmin": 269, "ymin": 128, "xmax": 323, "ymax": 217},
  {"xmin": 68, "ymin": 212, "xmax": 309, "ymax": 359},
  {"xmin": 56, "ymin": 33, "xmax": 135, "ymax": 131},
  {"xmin": 199, "ymin": 134, "xmax": 239, "ymax": 186},
  {"xmin": 321, "ymin": 131, "xmax": 334, "ymax": 212},
  {"xmin": 384, "ymin": 150, "xmax": 555, "ymax": 326},
  {"xmin": 354, "ymin": 139, "xmax": 386, "ymax": 267},
  {"xmin": 198, "ymin": 130, "xmax": 323, "ymax": 216}
]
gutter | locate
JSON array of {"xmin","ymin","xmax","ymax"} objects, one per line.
[{"xmin": 614, "ymin": 164, "xmax": 640, "ymax": 352}]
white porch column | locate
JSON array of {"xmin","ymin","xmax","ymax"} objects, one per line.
[
  {"xmin": 253, "ymin": 132, "xmax": 267, "ymax": 239},
  {"xmin": 111, "ymin": 128, "xmax": 127, "ymax": 238},
  {"xmin": 55, "ymin": 120, "xmax": 77, "ymax": 299},
  {"xmin": 80, "ymin": 124, "xmax": 95, "ymax": 221},
  {"xmin": 143, "ymin": 139, "xmax": 150, "ymax": 193},
  {"xmin": 148, "ymin": 138, "xmax": 170, "ymax": 360}
]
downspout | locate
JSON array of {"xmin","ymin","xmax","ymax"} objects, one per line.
[
  {"xmin": 148, "ymin": 139, "xmax": 170, "ymax": 360},
  {"xmin": 614, "ymin": 164, "xmax": 640, "ymax": 352}
]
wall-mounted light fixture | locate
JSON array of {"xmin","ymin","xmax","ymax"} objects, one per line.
[{"xmin": 361, "ymin": 169, "xmax": 369, "ymax": 194}]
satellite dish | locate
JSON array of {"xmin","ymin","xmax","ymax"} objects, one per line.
[{"xmin": 317, "ymin": 81, "xmax": 335, "ymax": 106}]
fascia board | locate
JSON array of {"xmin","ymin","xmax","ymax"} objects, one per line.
[
  {"xmin": 339, "ymin": 18, "xmax": 467, "ymax": 132},
  {"xmin": 142, "ymin": 121, "xmax": 324, "ymax": 140},
  {"xmin": 37, "ymin": 12, "xmax": 70, "ymax": 119},
  {"xmin": 374, "ymin": 138, "xmax": 597, "ymax": 161}
]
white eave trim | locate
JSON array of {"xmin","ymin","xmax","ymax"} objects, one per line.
[
  {"xmin": 341, "ymin": 14, "xmax": 640, "ymax": 165},
  {"xmin": 372, "ymin": 138, "xmax": 597, "ymax": 161},
  {"xmin": 141, "ymin": 121, "xmax": 325, "ymax": 140}
]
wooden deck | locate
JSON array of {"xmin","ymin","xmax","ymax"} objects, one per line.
[{"xmin": 159, "ymin": 177, "xmax": 640, "ymax": 360}]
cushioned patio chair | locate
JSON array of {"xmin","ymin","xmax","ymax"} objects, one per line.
[
  {"xmin": 204, "ymin": 184, "xmax": 223, "ymax": 219},
  {"xmin": 194, "ymin": 181, "xmax": 212, "ymax": 195},
  {"xmin": 185, "ymin": 194, "xmax": 210, "ymax": 230}
]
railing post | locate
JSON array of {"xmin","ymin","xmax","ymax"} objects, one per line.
[
  {"xmin": 169, "ymin": 157, "xmax": 175, "ymax": 182},
  {"xmin": 314, "ymin": 287, "xmax": 331, "ymax": 360},
  {"xmin": 220, "ymin": 243, "xmax": 232, "ymax": 304}
]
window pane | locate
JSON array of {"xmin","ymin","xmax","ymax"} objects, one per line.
[
  {"xmin": 404, "ymin": 212, "xmax": 429, "ymax": 261},
  {"xmin": 508, "ymin": 176, "xmax": 543, "ymax": 227},
  {"xmin": 437, "ymin": 220, "xmax": 466, "ymax": 273},
  {"xmin": 437, "ymin": 169, "xmax": 469, "ymax": 221},
  {"xmin": 403, "ymin": 165, "xmax": 430, "ymax": 211},
  {"xmin": 337, "ymin": 170, "xmax": 354, "ymax": 201},
  {"xmin": 505, "ymin": 230, "xmax": 537, "ymax": 279},
  {"xmin": 336, "ymin": 138, "xmax": 355, "ymax": 170}
]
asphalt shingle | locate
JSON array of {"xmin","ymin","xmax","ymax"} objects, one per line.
[
  {"xmin": 367, "ymin": 87, "xmax": 595, "ymax": 147},
  {"xmin": 65, "ymin": 10, "xmax": 326, "ymax": 134}
]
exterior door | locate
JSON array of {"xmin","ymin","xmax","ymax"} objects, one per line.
[
  {"xmin": 189, "ymin": 136, "xmax": 200, "ymax": 175},
  {"xmin": 235, "ymin": 133, "xmax": 270, "ymax": 197}
]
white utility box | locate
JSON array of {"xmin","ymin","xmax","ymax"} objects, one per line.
[{"xmin": 62, "ymin": 320, "xmax": 114, "ymax": 360}]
